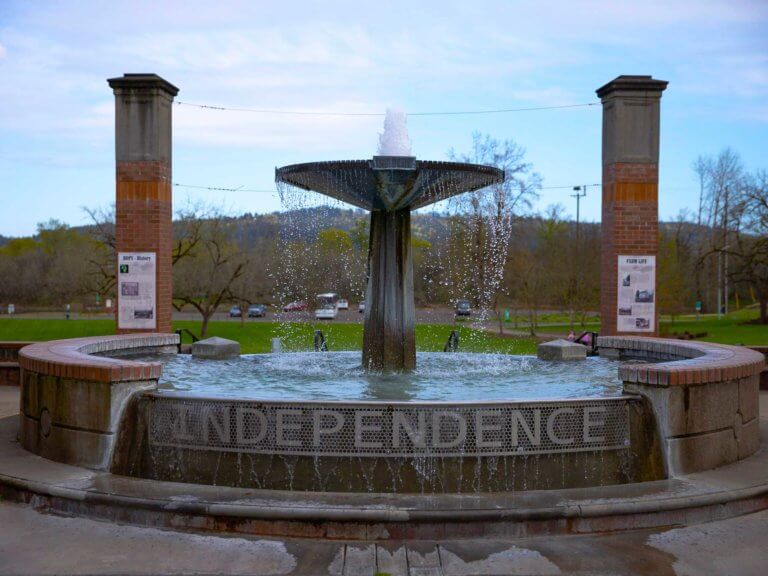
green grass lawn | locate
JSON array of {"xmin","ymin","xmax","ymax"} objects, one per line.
[
  {"xmin": 541, "ymin": 309, "xmax": 767, "ymax": 345},
  {"xmin": 1, "ymin": 309, "xmax": 763, "ymax": 351},
  {"xmin": 0, "ymin": 318, "xmax": 537, "ymax": 355},
  {"xmin": 659, "ymin": 314, "xmax": 768, "ymax": 345},
  {"xmin": 0, "ymin": 318, "xmax": 117, "ymax": 341}
]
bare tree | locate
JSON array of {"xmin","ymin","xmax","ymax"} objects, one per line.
[
  {"xmin": 725, "ymin": 170, "xmax": 768, "ymax": 323},
  {"xmin": 172, "ymin": 207, "xmax": 249, "ymax": 337},
  {"xmin": 691, "ymin": 156, "xmax": 711, "ymax": 307},
  {"xmin": 447, "ymin": 132, "xmax": 540, "ymax": 330},
  {"xmin": 694, "ymin": 149, "xmax": 746, "ymax": 315},
  {"xmin": 83, "ymin": 206, "xmax": 118, "ymax": 300}
]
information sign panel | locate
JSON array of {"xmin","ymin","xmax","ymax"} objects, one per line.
[
  {"xmin": 617, "ymin": 255, "xmax": 656, "ymax": 332},
  {"xmin": 117, "ymin": 252, "xmax": 156, "ymax": 329}
]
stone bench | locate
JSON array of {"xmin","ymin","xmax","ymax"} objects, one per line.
[{"xmin": 0, "ymin": 342, "xmax": 35, "ymax": 387}]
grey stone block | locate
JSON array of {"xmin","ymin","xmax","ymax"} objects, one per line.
[
  {"xmin": 192, "ymin": 337, "xmax": 240, "ymax": 360},
  {"xmin": 375, "ymin": 544, "xmax": 407, "ymax": 575},
  {"xmin": 537, "ymin": 339, "xmax": 587, "ymax": 361},
  {"xmin": 342, "ymin": 545, "xmax": 375, "ymax": 575},
  {"xmin": 599, "ymin": 346, "xmax": 621, "ymax": 360},
  {"xmin": 667, "ymin": 428, "xmax": 738, "ymax": 475},
  {"xmin": 625, "ymin": 381, "xmax": 740, "ymax": 438},
  {"xmin": 737, "ymin": 417, "xmax": 760, "ymax": 460},
  {"xmin": 21, "ymin": 414, "xmax": 113, "ymax": 470},
  {"xmin": 739, "ymin": 375, "xmax": 759, "ymax": 423}
]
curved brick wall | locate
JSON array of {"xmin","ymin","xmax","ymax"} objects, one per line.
[
  {"xmin": 598, "ymin": 336, "xmax": 764, "ymax": 475},
  {"xmin": 18, "ymin": 334, "xmax": 178, "ymax": 470}
]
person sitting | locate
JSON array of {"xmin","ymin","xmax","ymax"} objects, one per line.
[{"xmin": 576, "ymin": 332, "xmax": 592, "ymax": 346}]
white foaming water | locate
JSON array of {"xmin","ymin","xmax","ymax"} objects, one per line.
[{"xmin": 377, "ymin": 108, "xmax": 412, "ymax": 156}]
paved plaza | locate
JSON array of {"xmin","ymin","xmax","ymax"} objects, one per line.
[{"xmin": 1, "ymin": 385, "xmax": 767, "ymax": 575}]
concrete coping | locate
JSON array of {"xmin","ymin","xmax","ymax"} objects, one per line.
[
  {"xmin": 598, "ymin": 336, "xmax": 765, "ymax": 387},
  {"xmin": 18, "ymin": 333, "xmax": 179, "ymax": 383},
  {"xmin": 1, "ymin": 413, "xmax": 768, "ymax": 539}
]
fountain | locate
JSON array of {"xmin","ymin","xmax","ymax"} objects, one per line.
[
  {"xmin": 275, "ymin": 109, "xmax": 504, "ymax": 371},
  {"xmin": 12, "ymin": 105, "xmax": 762, "ymax": 498},
  {"xmin": 5, "ymin": 74, "xmax": 765, "ymax": 542}
]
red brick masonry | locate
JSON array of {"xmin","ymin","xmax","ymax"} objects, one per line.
[
  {"xmin": 599, "ymin": 336, "xmax": 765, "ymax": 386},
  {"xmin": 18, "ymin": 334, "xmax": 178, "ymax": 383},
  {"xmin": 116, "ymin": 164, "xmax": 173, "ymax": 334},
  {"xmin": 601, "ymin": 162, "xmax": 659, "ymax": 337}
]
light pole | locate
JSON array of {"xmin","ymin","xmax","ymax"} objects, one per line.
[
  {"xmin": 571, "ymin": 185, "xmax": 587, "ymax": 241},
  {"xmin": 724, "ymin": 185, "xmax": 729, "ymax": 316},
  {"xmin": 569, "ymin": 186, "xmax": 588, "ymax": 330}
]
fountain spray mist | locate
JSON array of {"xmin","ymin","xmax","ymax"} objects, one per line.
[{"xmin": 377, "ymin": 108, "xmax": 412, "ymax": 157}]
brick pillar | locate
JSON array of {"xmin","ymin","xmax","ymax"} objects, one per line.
[
  {"xmin": 597, "ymin": 75, "xmax": 667, "ymax": 336},
  {"xmin": 107, "ymin": 74, "xmax": 178, "ymax": 334}
]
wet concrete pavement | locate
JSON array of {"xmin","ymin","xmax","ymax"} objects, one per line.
[
  {"xmin": 1, "ymin": 499, "xmax": 768, "ymax": 575},
  {"xmin": 1, "ymin": 387, "xmax": 766, "ymax": 575}
]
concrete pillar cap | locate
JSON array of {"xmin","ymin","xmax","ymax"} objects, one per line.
[
  {"xmin": 596, "ymin": 75, "xmax": 668, "ymax": 99},
  {"xmin": 107, "ymin": 73, "xmax": 179, "ymax": 96}
]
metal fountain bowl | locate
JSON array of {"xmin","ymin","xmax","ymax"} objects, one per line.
[{"xmin": 275, "ymin": 156, "xmax": 504, "ymax": 211}]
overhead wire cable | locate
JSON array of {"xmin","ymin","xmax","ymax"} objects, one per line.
[
  {"xmin": 175, "ymin": 101, "xmax": 599, "ymax": 116},
  {"xmin": 173, "ymin": 182, "xmax": 603, "ymax": 193}
]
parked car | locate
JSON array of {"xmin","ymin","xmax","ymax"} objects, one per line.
[
  {"xmin": 283, "ymin": 301, "xmax": 308, "ymax": 312},
  {"xmin": 228, "ymin": 305, "xmax": 242, "ymax": 318},
  {"xmin": 337, "ymin": 298, "xmax": 349, "ymax": 310},
  {"xmin": 455, "ymin": 299, "xmax": 471, "ymax": 316},
  {"xmin": 358, "ymin": 301, "xmax": 365, "ymax": 313},
  {"xmin": 248, "ymin": 304, "xmax": 266, "ymax": 318},
  {"xmin": 315, "ymin": 304, "xmax": 338, "ymax": 320}
]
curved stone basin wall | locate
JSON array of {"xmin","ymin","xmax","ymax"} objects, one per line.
[
  {"xmin": 16, "ymin": 334, "xmax": 764, "ymax": 493},
  {"xmin": 18, "ymin": 334, "xmax": 178, "ymax": 470},
  {"xmin": 599, "ymin": 336, "xmax": 764, "ymax": 475}
]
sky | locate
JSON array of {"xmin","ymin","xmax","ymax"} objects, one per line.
[{"xmin": 0, "ymin": 0, "xmax": 766, "ymax": 237}]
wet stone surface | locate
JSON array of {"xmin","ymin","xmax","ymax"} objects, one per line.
[{"xmin": 192, "ymin": 336, "xmax": 241, "ymax": 360}]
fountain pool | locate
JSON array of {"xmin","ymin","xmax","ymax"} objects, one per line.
[{"xmin": 142, "ymin": 352, "xmax": 623, "ymax": 401}]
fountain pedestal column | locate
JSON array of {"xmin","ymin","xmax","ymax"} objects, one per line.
[{"xmin": 363, "ymin": 208, "xmax": 416, "ymax": 371}]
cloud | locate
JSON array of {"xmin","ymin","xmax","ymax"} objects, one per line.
[{"xmin": 1, "ymin": 0, "xmax": 767, "ymax": 237}]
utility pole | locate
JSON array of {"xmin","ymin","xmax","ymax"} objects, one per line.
[
  {"xmin": 570, "ymin": 185, "xmax": 588, "ymax": 330},
  {"xmin": 724, "ymin": 185, "xmax": 729, "ymax": 316},
  {"xmin": 571, "ymin": 185, "xmax": 587, "ymax": 241},
  {"xmin": 717, "ymin": 251, "xmax": 722, "ymax": 319}
]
